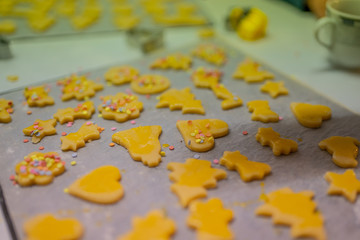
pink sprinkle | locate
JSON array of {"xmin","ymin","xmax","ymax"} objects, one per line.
[
  {"xmin": 23, "ymin": 139, "xmax": 29, "ymax": 143},
  {"xmin": 279, "ymin": 116, "xmax": 283, "ymax": 120},
  {"xmin": 66, "ymin": 123, "xmax": 72, "ymax": 127},
  {"xmin": 61, "ymin": 132, "xmax": 67, "ymax": 136},
  {"xmin": 33, "ymin": 121, "xmax": 39, "ymax": 125},
  {"xmin": 9, "ymin": 175, "xmax": 15, "ymax": 181},
  {"xmin": 146, "ymin": 94, "xmax": 150, "ymax": 99},
  {"xmin": 39, "ymin": 146, "xmax": 44, "ymax": 150},
  {"xmin": 130, "ymin": 120, "xmax": 136, "ymax": 125},
  {"xmin": 213, "ymin": 159, "xmax": 219, "ymax": 164},
  {"xmin": 242, "ymin": 131, "xmax": 248, "ymax": 135},
  {"xmin": 111, "ymin": 127, "xmax": 117, "ymax": 131},
  {"xmin": 86, "ymin": 121, "xmax": 92, "ymax": 125}
]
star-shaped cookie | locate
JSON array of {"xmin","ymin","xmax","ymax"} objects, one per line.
[
  {"xmin": 24, "ymin": 85, "xmax": 54, "ymax": 107},
  {"xmin": 23, "ymin": 119, "xmax": 57, "ymax": 143},
  {"xmin": 260, "ymin": 81, "xmax": 289, "ymax": 98},
  {"xmin": 324, "ymin": 169, "xmax": 360, "ymax": 202},
  {"xmin": 53, "ymin": 101, "xmax": 95, "ymax": 124}
]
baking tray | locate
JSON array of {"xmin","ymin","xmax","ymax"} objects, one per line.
[{"xmin": 1, "ymin": 38, "xmax": 360, "ymax": 240}]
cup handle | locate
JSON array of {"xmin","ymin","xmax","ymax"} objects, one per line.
[{"xmin": 314, "ymin": 17, "xmax": 336, "ymax": 49}]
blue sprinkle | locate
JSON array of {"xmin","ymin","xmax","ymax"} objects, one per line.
[
  {"xmin": 35, "ymin": 132, "xmax": 41, "ymax": 137},
  {"xmin": 46, "ymin": 171, "xmax": 52, "ymax": 176},
  {"xmin": 39, "ymin": 170, "xmax": 45, "ymax": 175},
  {"xmin": 194, "ymin": 154, "xmax": 200, "ymax": 159},
  {"xmin": 72, "ymin": 153, "xmax": 78, "ymax": 158},
  {"xmin": 200, "ymin": 139, "xmax": 204, "ymax": 143},
  {"xmin": 188, "ymin": 140, "xmax": 191, "ymax": 145}
]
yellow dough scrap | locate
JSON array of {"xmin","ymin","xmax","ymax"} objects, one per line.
[
  {"xmin": 291, "ymin": 102, "xmax": 331, "ymax": 128},
  {"xmin": 176, "ymin": 119, "xmax": 229, "ymax": 152},
  {"xmin": 118, "ymin": 210, "xmax": 176, "ymax": 240},
  {"xmin": 0, "ymin": 98, "xmax": 13, "ymax": 123},
  {"xmin": 167, "ymin": 158, "xmax": 227, "ymax": 207},
  {"xmin": 247, "ymin": 100, "xmax": 279, "ymax": 123},
  {"xmin": 60, "ymin": 122, "xmax": 101, "ymax": 151},
  {"xmin": 53, "ymin": 101, "xmax": 95, "ymax": 124},
  {"xmin": 191, "ymin": 67, "xmax": 222, "ymax": 88},
  {"xmin": 324, "ymin": 169, "xmax": 360, "ymax": 203},
  {"xmin": 23, "ymin": 119, "xmax": 57, "ymax": 144},
  {"xmin": 24, "ymin": 213, "xmax": 83, "ymax": 240},
  {"xmin": 188, "ymin": 198, "xmax": 234, "ymax": 240},
  {"xmin": 319, "ymin": 136, "xmax": 360, "ymax": 168},
  {"xmin": 220, "ymin": 151, "xmax": 271, "ymax": 182},
  {"xmin": 192, "ymin": 44, "xmax": 226, "ymax": 66},
  {"xmin": 112, "ymin": 126, "xmax": 162, "ymax": 167},
  {"xmin": 68, "ymin": 165, "xmax": 124, "ymax": 204},
  {"xmin": 260, "ymin": 81, "xmax": 289, "ymax": 98},
  {"xmin": 233, "ymin": 58, "xmax": 274, "ymax": 83},
  {"xmin": 14, "ymin": 152, "xmax": 65, "ymax": 187},
  {"xmin": 156, "ymin": 87, "xmax": 205, "ymax": 114},
  {"xmin": 131, "ymin": 74, "xmax": 170, "ymax": 95},
  {"xmin": 256, "ymin": 187, "xmax": 326, "ymax": 240},
  {"xmin": 24, "ymin": 85, "xmax": 54, "ymax": 107},
  {"xmin": 104, "ymin": 66, "xmax": 139, "ymax": 85},
  {"xmin": 98, "ymin": 93, "xmax": 143, "ymax": 122},
  {"xmin": 256, "ymin": 127, "xmax": 298, "ymax": 156},
  {"xmin": 58, "ymin": 75, "xmax": 104, "ymax": 101},
  {"xmin": 150, "ymin": 53, "xmax": 192, "ymax": 70}
]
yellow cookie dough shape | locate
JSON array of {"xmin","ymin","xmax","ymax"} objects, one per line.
[
  {"xmin": 256, "ymin": 127, "xmax": 298, "ymax": 156},
  {"xmin": 68, "ymin": 165, "xmax": 124, "ymax": 204},
  {"xmin": 167, "ymin": 158, "xmax": 227, "ymax": 207},
  {"xmin": 15, "ymin": 152, "xmax": 65, "ymax": 187},
  {"xmin": 58, "ymin": 75, "xmax": 104, "ymax": 101},
  {"xmin": 192, "ymin": 44, "xmax": 226, "ymax": 66},
  {"xmin": 104, "ymin": 66, "xmax": 139, "ymax": 85},
  {"xmin": 150, "ymin": 53, "xmax": 192, "ymax": 70},
  {"xmin": 319, "ymin": 136, "xmax": 360, "ymax": 168},
  {"xmin": 23, "ymin": 119, "xmax": 57, "ymax": 144},
  {"xmin": 291, "ymin": 102, "xmax": 331, "ymax": 128},
  {"xmin": 156, "ymin": 88, "xmax": 205, "ymax": 115},
  {"xmin": 211, "ymin": 84, "xmax": 243, "ymax": 110},
  {"xmin": 118, "ymin": 210, "xmax": 176, "ymax": 240},
  {"xmin": 131, "ymin": 74, "xmax": 171, "ymax": 95},
  {"xmin": 71, "ymin": 3, "xmax": 102, "ymax": 30},
  {"xmin": 0, "ymin": 98, "xmax": 13, "ymax": 123},
  {"xmin": 233, "ymin": 58, "xmax": 274, "ymax": 83},
  {"xmin": 24, "ymin": 85, "xmax": 54, "ymax": 107},
  {"xmin": 0, "ymin": 20, "xmax": 16, "ymax": 34},
  {"xmin": 188, "ymin": 198, "xmax": 234, "ymax": 240},
  {"xmin": 112, "ymin": 126, "xmax": 162, "ymax": 167},
  {"xmin": 61, "ymin": 122, "xmax": 100, "ymax": 151},
  {"xmin": 191, "ymin": 67, "xmax": 222, "ymax": 88},
  {"xmin": 260, "ymin": 81, "xmax": 289, "ymax": 98},
  {"xmin": 247, "ymin": 100, "xmax": 279, "ymax": 123},
  {"xmin": 256, "ymin": 187, "xmax": 326, "ymax": 240},
  {"xmin": 98, "ymin": 93, "xmax": 143, "ymax": 123},
  {"xmin": 176, "ymin": 119, "xmax": 229, "ymax": 152},
  {"xmin": 220, "ymin": 151, "xmax": 271, "ymax": 182},
  {"xmin": 53, "ymin": 101, "xmax": 95, "ymax": 124},
  {"xmin": 24, "ymin": 213, "xmax": 83, "ymax": 240},
  {"xmin": 28, "ymin": 14, "xmax": 55, "ymax": 32},
  {"xmin": 324, "ymin": 169, "xmax": 360, "ymax": 203}
]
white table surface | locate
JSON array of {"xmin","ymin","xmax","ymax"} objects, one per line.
[{"xmin": 1, "ymin": 0, "xmax": 359, "ymax": 239}]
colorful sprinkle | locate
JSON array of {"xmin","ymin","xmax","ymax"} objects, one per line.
[
  {"xmin": 86, "ymin": 121, "xmax": 92, "ymax": 125},
  {"xmin": 64, "ymin": 188, "xmax": 69, "ymax": 193},
  {"xmin": 160, "ymin": 151, "xmax": 166, "ymax": 157},
  {"xmin": 71, "ymin": 161, "xmax": 77, "ymax": 166},
  {"xmin": 111, "ymin": 127, "xmax": 117, "ymax": 131},
  {"xmin": 169, "ymin": 146, "xmax": 175, "ymax": 150},
  {"xmin": 26, "ymin": 110, "xmax": 32, "ymax": 115},
  {"xmin": 279, "ymin": 116, "xmax": 283, "ymax": 120},
  {"xmin": 109, "ymin": 143, "xmax": 115, "ymax": 147},
  {"xmin": 162, "ymin": 144, "xmax": 169, "ymax": 148},
  {"xmin": 194, "ymin": 154, "xmax": 200, "ymax": 159},
  {"xmin": 213, "ymin": 159, "xmax": 219, "ymax": 164},
  {"xmin": 72, "ymin": 153, "xmax": 77, "ymax": 158},
  {"xmin": 242, "ymin": 131, "xmax": 248, "ymax": 135},
  {"xmin": 39, "ymin": 146, "xmax": 44, "ymax": 150},
  {"xmin": 23, "ymin": 139, "xmax": 29, "ymax": 143},
  {"xmin": 61, "ymin": 132, "xmax": 67, "ymax": 136},
  {"xmin": 130, "ymin": 120, "xmax": 136, "ymax": 125}
]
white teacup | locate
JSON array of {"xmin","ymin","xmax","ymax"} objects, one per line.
[{"xmin": 314, "ymin": 0, "xmax": 360, "ymax": 68}]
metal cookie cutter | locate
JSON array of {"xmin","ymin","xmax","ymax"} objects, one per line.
[
  {"xmin": 0, "ymin": 36, "xmax": 12, "ymax": 59},
  {"xmin": 126, "ymin": 26, "xmax": 164, "ymax": 54}
]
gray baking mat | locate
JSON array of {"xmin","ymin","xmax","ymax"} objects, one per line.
[{"xmin": 1, "ymin": 38, "xmax": 360, "ymax": 240}]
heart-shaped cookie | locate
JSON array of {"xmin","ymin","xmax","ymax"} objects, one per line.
[
  {"xmin": 68, "ymin": 165, "xmax": 124, "ymax": 204},
  {"xmin": 291, "ymin": 102, "xmax": 331, "ymax": 128},
  {"xmin": 24, "ymin": 213, "xmax": 83, "ymax": 240}
]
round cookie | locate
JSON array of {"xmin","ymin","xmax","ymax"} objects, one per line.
[
  {"xmin": 131, "ymin": 74, "xmax": 170, "ymax": 94},
  {"xmin": 104, "ymin": 66, "xmax": 139, "ymax": 85}
]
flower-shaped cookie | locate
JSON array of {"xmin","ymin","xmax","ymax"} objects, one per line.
[
  {"xmin": 0, "ymin": 98, "xmax": 13, "ymax": 123},
  {"xmin": 176, "ymin": 119, "xmax": 229, "ymax": 152},
  {"xmin": 156, "ymin": 87, "xmax": 205, "ymax": 114},
  {"xmin": 112, "ymin": 126, "xmax": 162, "ymax": 167},
  {"xmin": 61, "ymin": 122, "xmax": 101, "ymax": 151},
  {"xmin": 319, "ymin": 136, "xmax": 360, "ymax": 168},
  {"xmin": 14, "ymin": 152, "xmax": 65, "ymax": 186},
  {"xmin": 192, "ymin": 44, "xmax": 226, "ymax": 66},
  {"xmin": 233, "ymin": 58, "xmax": 274, "ymax": 83},
  {"xmin": 260, "ymin": 81, "xmax": 289, "ymax": 98},
  {"xmin": 188, "ymin": 198, "xmax": 234, "ymax": 240},
  {"xmin": 98, "ymin": 93, "xmax": 143, "ymax": 123},
  {"xmin": 68, "ymin": 165, "xmax": 124, "ymax": 204},
  {"xmin": 24, "ymin": 214, "xmax": 83, "ymax": 240},
  {"xmin": 58, "ymin": 75, "xmax": 104, "ymax": 101},
  {"xmin": 291, "ymin": 102, "xmax": 331, "ymax": 128},
  {"xmin": 23, "ymin": 119, "xmax": 57, "ymax": 143},
  {"xmin": 256, "ymin": 127, "xmax": 298, "ymax": 156},
  {"xmin": 256, "ymin": 188, "xmax": 326, "ymax": 240},
  {"xmin": 220, "ymin": 151, "xmax": 271, "ymax": 182},
  {"xmin": 117, "ymin": 210, "xmax": 176, "ymax": 240},
  {"xmin": 167, "ymin": 158, "xmax": 227, "ymax": 207},
  {"xmin": 247, "ymin": 100, "xmax": 279, "ymax": 123},
  {"xmin": 104, "ymin": 66, "xmax": 139, "ymax": 85},
  {"xmin": 150, "ymin": 53, "xmax": 192, "ymax": 70},
  {"xmin": 131, "ymin": 74, "xmax": 170, "ymax": 94},
  {"xmin": 53, "ymin": 101, "xmax": 95, "ymax": 124},
  {"xmin": 24, "ymin": 85, "xmax": 54, "ymax": 107}
]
